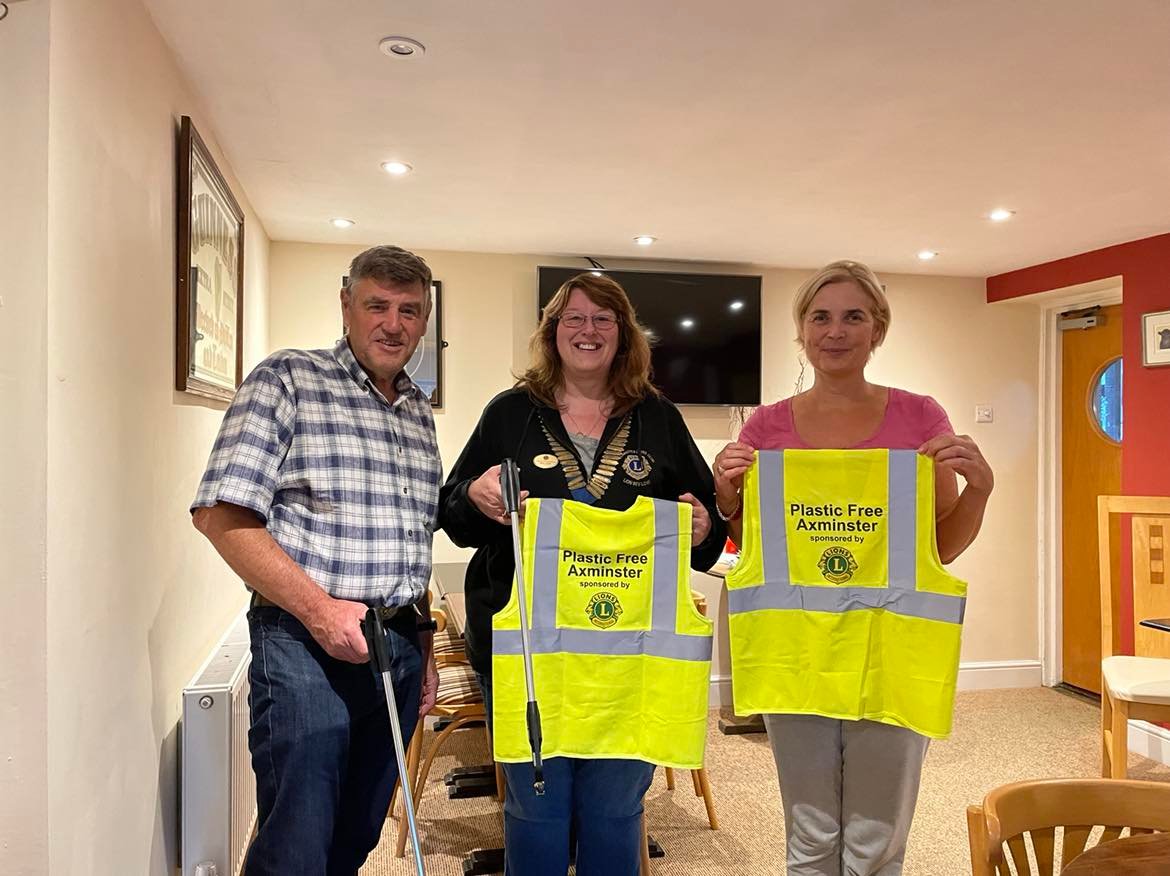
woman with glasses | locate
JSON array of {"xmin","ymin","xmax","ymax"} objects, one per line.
[{"xmin": 439, "ymin": 272, "xmax": 725, "ymax": 875}]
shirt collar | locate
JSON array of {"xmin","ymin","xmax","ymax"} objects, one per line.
[{"xmin": 333, "ymin": 337, "xmax": 422, "ymax": 404}]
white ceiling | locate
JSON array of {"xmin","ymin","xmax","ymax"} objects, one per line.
[{"xmin": 143, "ymin": 0, "xmax": 1170, "ymax": 277}]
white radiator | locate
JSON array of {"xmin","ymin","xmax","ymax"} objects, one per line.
[{"xmin": 182, "ymin": 610, "xmax": 257, "ymax": 876}]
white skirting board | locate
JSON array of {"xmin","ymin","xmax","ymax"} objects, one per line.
[
  {"xmin": 1129, "ymin": 720, "xmax": 1170, "ymax": 767},
  {"xmin": 708, "ymin": 659, "xmax": 1044, "ymax": 708},
  {"xmin": 705, "ymin": 665, "xmax": 1170, "ymax": 768}
]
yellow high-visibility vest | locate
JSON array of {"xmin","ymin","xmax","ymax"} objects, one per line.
[
  {"xmin": 492, "ymin": 496, "xmax": 714, "ymax": 768},
  {"xmin": 727, "ymin": 449, "xmax": 967, "ymax": 738}
]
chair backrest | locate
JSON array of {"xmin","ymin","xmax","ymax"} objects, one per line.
[
  {"xmin": 967, "ymin": 778, "xmax": 1170, "ymax": 875},
  {"xmin": 1097, "ymin": 496, "xmax": 1170, "ymax": 660}
]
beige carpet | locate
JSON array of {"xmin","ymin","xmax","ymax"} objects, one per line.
[{"xmin": 361, "ymin": 688, "xmax": 1170, "ymax": 875}]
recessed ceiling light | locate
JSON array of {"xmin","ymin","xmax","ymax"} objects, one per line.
[
  {"xmin": 590, "ymin": 271, "xmax": 602, "ymax": 277},
  {"xmin": 381, "ymin": 160, "xmax": 413, "ymax": 176},
  {"xmin": 989, "ymin": 208, "xmax": 1015, "ymax": 222},
  {"xmin": 729, "ymin": 300, "xmax": 745, "ymax": 312},
  {"xmin": 680, "ymin": 317, "xmax": 695, "ymax": 329},
  {"xmin": 917, "ymin": 250, "xmax": 937, "ymax": 261},
  {"xmin": 379, "ymin": 36, "xmax": 426, "ymax": 58},
  {"xmin": 330, "ymin": 217, "xmax": 355, "ymax": 229},
  {"xmin": 634, "ymin": 235, "xmax": 657, "ymax": 246}
]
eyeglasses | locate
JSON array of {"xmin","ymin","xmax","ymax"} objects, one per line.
[{"xmin": 558, "ymin": 312, "xmax": 619, "ymax": 331}]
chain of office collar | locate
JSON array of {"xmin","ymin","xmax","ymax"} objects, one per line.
[{"xmin": 539, "ymin": 413, "xmax": 631, "ymax": 500}]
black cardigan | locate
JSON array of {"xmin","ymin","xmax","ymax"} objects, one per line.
[{"xmin": 438, "ymin": 388, "xmax": 726, "ymax": 675}]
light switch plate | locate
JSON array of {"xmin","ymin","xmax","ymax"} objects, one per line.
[{"xmin": 975, "ymin": 405, "xmax": 994, "ymax": 424}]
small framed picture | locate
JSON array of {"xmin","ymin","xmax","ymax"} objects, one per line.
[
  {"xmin": 411, "ymin": 280, "xmax": 444, "ymax": 407},
  {"xmin": 1142, "ymin": 308, "xmax": 1170, "ymax": 367},
  {"xmin": 175, "ymin": 116, "xmax": 245, "ymax": 401}
]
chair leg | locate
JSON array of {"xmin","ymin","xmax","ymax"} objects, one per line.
[
  {"xmin": 484, "ymin": 721, "xmax": 506, "ymax": 804},
  {"xmin": 691, "ymin": 768, "xmax": 703, "ymax": 796},
  {"xmin": 640, "ymin": 812, "xmax": 652, "ymax": 874},
  {"xmin": 664, "ymin": 767, "xmax": 675, "ymax": 790},
  {"xmin": 695, "ymin": 768, "xmax": 719, "ymax": 830},
  {"xmin": 1109, "ymin": 693, "xmax": 1130, "ymax": 780},
  {"xmin": 1101, "ymin": 683, "xmax": 1113, "ymax": 778}
]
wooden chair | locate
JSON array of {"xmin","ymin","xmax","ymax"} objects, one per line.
[
  {"xmin": 967, "ymin": 778, "xmax": 1170, "ymax": 874},
  {"xmin": 659, "ymin": 766, "xmax": 719, "ymax": 830},
  {"xmin": 1097, "ymin": 496, "xmax": 1170, "ymax": 778}
]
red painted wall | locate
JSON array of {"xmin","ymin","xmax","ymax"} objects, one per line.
[{"xmin": 987, "ymin": 233, "xmax": 1170, "ymax": 653}]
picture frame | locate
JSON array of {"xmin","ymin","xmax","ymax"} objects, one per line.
[
  {"xmin": 1142, "ymin": 308, "xmax": 1170, "ymax": 367},
  {"xmin": 175, "ymin": 115, "xmax": 245, "ymax": 402},
  {"xmin": 340, "ymin": 277, "xmax": 445, "ymax": 407},
  {"xmin": 412, "ymin": 280, "xmax": 444, "ymax": 407}
]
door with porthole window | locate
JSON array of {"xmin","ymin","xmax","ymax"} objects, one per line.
[{"xmin": 1061, "ymin": 304, "xmax": 1122, "ymax": 694}]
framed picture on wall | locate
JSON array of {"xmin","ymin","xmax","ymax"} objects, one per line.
[
  {"xmin": 411, "ymin": 280, "xmax": 444, "ymax": 407},
  {"xmin": 340, "ymin": 276, "xmax": 445, "ymax": 407},
  {"xmin": 1142, "ymin": 308, "xmax": 1170, "ymax": 367},
  {"xmin": 175, "ymin": 115, "xmax": 245, "ymax": 402}
]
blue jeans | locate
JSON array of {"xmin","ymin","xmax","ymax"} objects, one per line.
[
  {"xmin": 244, "ymin": 606, "xmax": 421, "ymax": 876},
  {"xmin": 478, "ymin": 672, "xmax": 655, "ymax": 876}
]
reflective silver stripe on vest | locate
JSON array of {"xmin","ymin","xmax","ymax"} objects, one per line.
[
  {"xmin": 495, "ymin": 498, "xmax": 712, "ymax": 662},
  {"xmin": 731, "ymin": 450, "xmax": 965, "ymax": 625},
  {"xmin": 530, "ymin": 499, "xmax": 563, "ymax": 631},
  {"xmin": 496, "ymin": 627, "xmax": 713, "ymax": 662},
  {"xmin": 887, "ymin": 450, "xmax": 918, "ymax": 591},
  {"xmin": 651, "ymin": 500, "xmax": 679, "ymax": 632}
]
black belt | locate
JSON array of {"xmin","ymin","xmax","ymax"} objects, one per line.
[{"xmin": 250, "ymin": 591, "xmax": 436, "ymax": 631}]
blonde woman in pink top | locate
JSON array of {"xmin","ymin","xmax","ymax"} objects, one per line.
[{"xmin": 713, "ymin": 260, "xmax": 993, "ymax": 876}]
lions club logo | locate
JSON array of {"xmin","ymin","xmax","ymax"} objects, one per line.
[
  {"xmin": 818, "ymin": 546, "xmax": 858, "ymax": 584},
  {"xmin": 586, "ymin": 592, "xmax": 623, "ymax": 628},
  {"xmin": 621, "ymin": 451, "xmax": 652, "ymax": 482}
]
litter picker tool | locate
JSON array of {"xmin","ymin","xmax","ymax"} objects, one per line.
[
  {"xmin": 363, "ymin": 608, "xmax": 426, "ymax": 876},
  {"xmin": 500, "ymin": 458, "xmax": 545, "ymax": 795}
]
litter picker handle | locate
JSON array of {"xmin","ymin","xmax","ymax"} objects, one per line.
[
  {"xmin": 501, "ymin": 458, "xmax": 522, "ymax": 514},
  {"xmin": 363, "ymin": 607, "xmax": 392, "ymax": 673}
]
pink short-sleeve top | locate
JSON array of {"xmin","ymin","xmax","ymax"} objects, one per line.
[{"xmin": 738, "ymin": 387, "xmax": 953, "ymax": 452}]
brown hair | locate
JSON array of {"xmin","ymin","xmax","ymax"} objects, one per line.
[{"xmin": 517, "ymin": 272, "xmax": 659, "ymax": 414}]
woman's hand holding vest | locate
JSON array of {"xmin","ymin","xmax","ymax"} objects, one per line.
[
  {"xmin": 918, "ymin": 433, "xmax": 994, "ymax": 496},
  {"xmin": 679, "ymin": 492, "xmax": 712, "ymax": 545},
  {"xmin": 714, "ymin": 441, "xmax": 755, "ymax": 518}
]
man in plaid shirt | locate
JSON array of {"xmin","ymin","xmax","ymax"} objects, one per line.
[{"xmin": 191, "ymin": 245, "xmax": 442, "ymax": 875}]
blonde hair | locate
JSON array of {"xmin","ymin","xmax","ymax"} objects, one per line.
[
  {"xmin": 791, "ymin": 260, "xmax": 891, "ymax": 350},
  {"xmin": 517, "ymin": 273, "xmax": 659, "ymax": 415}
]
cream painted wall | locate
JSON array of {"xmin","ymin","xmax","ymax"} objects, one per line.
[
  {"xmin": 41, "ymin": 0, "xmax": 270, "ymax": 871},
  {"xmin": 0, "ymin": 1, "xmax": 50, "ymax": 870},
  {"xmin": 270, "ymin": 243, "xmax": 1040, "ymax": 676}
]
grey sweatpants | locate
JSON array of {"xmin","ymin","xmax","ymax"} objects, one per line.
[{"xmin": 764, "ymin": 714, "xmax": 929, "ymax": 876}]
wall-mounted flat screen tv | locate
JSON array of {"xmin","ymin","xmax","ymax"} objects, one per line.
[{"xmin": 537, "ymin": 266, "xmax": 762, "ymax": 406}]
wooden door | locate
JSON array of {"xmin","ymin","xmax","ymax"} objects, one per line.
[{"xmin": 1061, "ymin": 304, "xmax": 1122, "ymax": 693}]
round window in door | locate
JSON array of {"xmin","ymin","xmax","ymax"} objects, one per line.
[{"xmin": 1088, "ymin": 357, "xmax": 1123, "ymax": 443}]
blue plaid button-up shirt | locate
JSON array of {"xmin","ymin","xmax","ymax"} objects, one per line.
[{"xmin": 192, "ymin": 338, "xmax": 442, "ymax": 606}]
